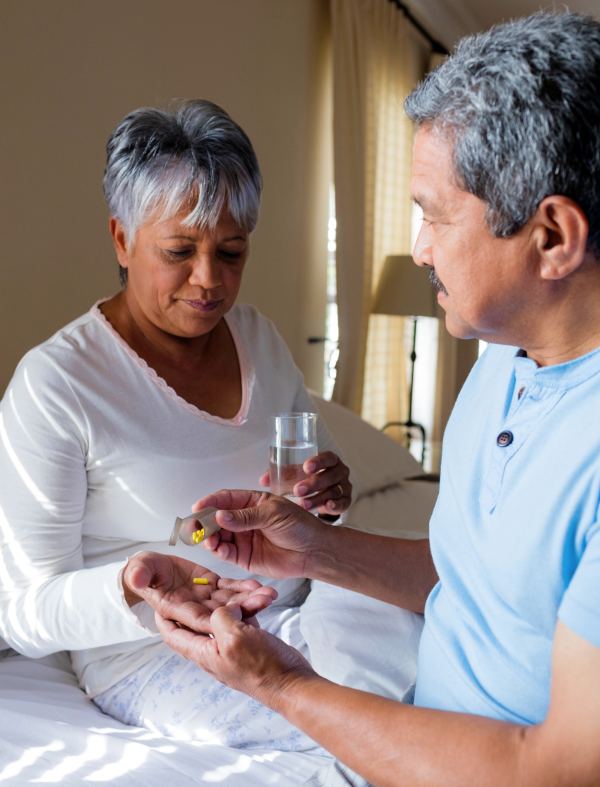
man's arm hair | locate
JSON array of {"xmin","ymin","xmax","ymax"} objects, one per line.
[
  {"xmin": 305, "ymin": 527, "xmax": 437, "ymax": 613},
  {"xmin": 272, "ymin": 622, "xmax": 600, "ymax": 787}
]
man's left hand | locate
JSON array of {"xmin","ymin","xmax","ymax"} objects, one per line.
[{"xmin": 155, "ymin": 603, "xmax": 316, "ymax": 706}]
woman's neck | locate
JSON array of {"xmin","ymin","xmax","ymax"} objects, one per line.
[{"xmin": 100, "ymin": 291, "xmax": 221, "ymax": 372}]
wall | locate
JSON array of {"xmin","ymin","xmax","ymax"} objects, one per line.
[{"xmin": 0, "ymin": 0, "xmax": 331, "ymax": 394}]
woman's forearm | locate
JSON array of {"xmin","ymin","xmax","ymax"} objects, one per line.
[{"xmin": 306, "ymin": 526, "xmax": 437, "ymax": 613}]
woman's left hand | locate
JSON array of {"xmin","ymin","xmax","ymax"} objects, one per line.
[
  {"xmin": 122, "ymin": 551, "xmax": 278, "ymax": 633},
  {"xmin": 260, "ymin": 451, "xmax": 352, "ymax": 517}
]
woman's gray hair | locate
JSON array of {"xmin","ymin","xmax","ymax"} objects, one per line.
[
  {"xmin": 405, "ymin": 11, "xmax": 600, "ymax": 259},
  {"xmin": 104, "ymin": 99, "xmax": 262, "ymax": 284}
]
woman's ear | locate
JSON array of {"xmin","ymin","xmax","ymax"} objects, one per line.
[
  {"xmin": 535, "ymin": 196, "xmax": 589, "ymax": 281},
  {"xmin": 109, "ymin": 217, "xmax": 130, "ymax": 269}
]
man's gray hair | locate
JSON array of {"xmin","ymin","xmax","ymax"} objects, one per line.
[
  {"xmin": 104, "ymin": 99, "xmax": 262, "ymax": 282},
  {"xmin": 405, "ymin": 12, "xmax": 600, "ymax": 259}
]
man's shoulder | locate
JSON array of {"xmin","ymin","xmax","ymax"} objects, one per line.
[
  {"xmin": 456, "ymin": 343, "xmax": 518, "ymax": 399},
  {"xmin": 476, "ymin": 342, "xmax": 519, "ymax": 368}
]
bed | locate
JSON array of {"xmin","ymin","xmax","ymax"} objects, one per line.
[{"xmin": 0, "ymin": 395, "xmax": 438, "ymax": 786}]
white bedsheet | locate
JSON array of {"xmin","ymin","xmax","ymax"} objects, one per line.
[
  {"xmin": 0, "ymin": 399, "xmax": 437, "ymax": 786},
  {"xmin": 0, "ymin": 649, "xmax": 332, "ymax": 786},
  {"xmin": 0, "ymin": 576, "xmax": 424, "ymax": 786}
]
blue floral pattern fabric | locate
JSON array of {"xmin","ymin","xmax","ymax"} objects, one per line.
[
  {"xmin": 93, "ymin": 605, "xmax": 322, "ymax": 752},
  {"xmin": 94, "ymin": 651, "xmax": 318, "ymax": 750}
]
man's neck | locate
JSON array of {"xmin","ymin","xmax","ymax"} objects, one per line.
[{"xmin": 521, "ymin": 270, "xmax": 600, "ymax": 366}]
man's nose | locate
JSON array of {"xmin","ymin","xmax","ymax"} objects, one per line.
[{"xmin": 412, "ymin": 224, "xmax": 433, "ymax": 269}]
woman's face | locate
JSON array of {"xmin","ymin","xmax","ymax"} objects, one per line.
[{"xmin": 111, "ymin": 209, "xmax": 249, "ymax": 340}]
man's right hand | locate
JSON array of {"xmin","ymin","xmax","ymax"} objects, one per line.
[{"xmin": 193, "ymin": 490, "xmax": 327, "ymax": 579}]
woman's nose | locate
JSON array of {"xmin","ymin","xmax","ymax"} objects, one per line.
[{"xmin": 188, "ymin": 255, "xmax": 222, "ymax": 291}]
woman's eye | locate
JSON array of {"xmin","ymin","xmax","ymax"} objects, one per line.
[
  {"xmin": 164, "ymin": 248, "xmax": 193, "ymax": 261},
  {"xmin": 219, "ymin": 250, "xmax": 244, "ymax": 262}
]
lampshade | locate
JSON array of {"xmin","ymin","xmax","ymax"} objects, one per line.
[{"xmin": 371, "ymin": 255, "xmax": 438, "ymax": 317}]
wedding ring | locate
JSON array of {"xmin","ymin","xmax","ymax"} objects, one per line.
[{"xmin": 335, "ymin": 483, "xmax": 344, "ymax": 498}]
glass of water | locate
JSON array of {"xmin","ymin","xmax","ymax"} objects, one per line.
[{"xmin": 269, "ymin": 412, "xmax": 318, "ymax": 498}]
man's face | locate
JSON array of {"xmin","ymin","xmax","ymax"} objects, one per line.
[{"xmin": 410, "ymin": 126, "xmax": 536, "ymax": 344}]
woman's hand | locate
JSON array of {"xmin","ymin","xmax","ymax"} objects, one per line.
[
  {"xmin": 193, "ymin": 490, "xmax": 327, "ymax": 578},
  {"xmin": 259, "ymin": 451, "xmax": 352, "ymax": 517},
  {"xmin": 155, "ymin": 603, "xmax": 316, "ymax": 707},
  {"xmin": 122, "ymin": 551, "xmax": 278, "ymax": 632}
]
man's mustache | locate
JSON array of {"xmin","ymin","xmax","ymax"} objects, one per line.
[{"xmin": 428, "ymin": 267, "xmax": 448, "ymax": 296}]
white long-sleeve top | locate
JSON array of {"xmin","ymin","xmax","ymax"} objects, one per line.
[{"xmin": 0, "ymin": 301, "xmax": 336, "ymax": 696}]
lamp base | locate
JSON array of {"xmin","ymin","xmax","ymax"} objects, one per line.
[{"xmin": 381, "ymin": 419, "xmax": 426, "ymax": 466}]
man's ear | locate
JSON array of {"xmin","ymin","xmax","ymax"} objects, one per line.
[
  {"xmin": 109, "ymin": 217, "xmax": 130, "ymax": 269},
  {"xmin": 534, "ymin": 196, "xmax": 589, "ymax": 281}
]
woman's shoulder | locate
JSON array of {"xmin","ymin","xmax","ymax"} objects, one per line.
[
  {"xmin": 227, "ymin": 303, "xmax": 300, "ymax": 375},
  {"xmin": 8, "ymin": 302, "xmax": 117, "ymax": 392},
  {"xmin": 228, "ymin": 302, "xmax": 276, "ymax": 333},
  {"xmin": 228, "ymin": 303, "xmax": 291, "ymax": 350}
]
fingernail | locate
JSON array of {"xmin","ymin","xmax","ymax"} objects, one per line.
[
  {"xmin": 296, "ymin": 484, "xmax": 308, "ymax": 496},
  {"xmin": 328, "ymin": 500, "xmax": 337, "ymax": 509},
  {"xmin": 301, "ymin": 498, "xmax": 313, "ymax": 509},
  {"xmin": 219, "ymin": 511, "xmax": 233, "ymax": 523},
  {"xmin": 306, "ymin": 462, "xmax": 316, "ymax": 473}
]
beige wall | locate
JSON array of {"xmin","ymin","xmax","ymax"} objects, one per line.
[{"xmin": 0, "ymin": 0, "xmax": 332, "ymax": 394}]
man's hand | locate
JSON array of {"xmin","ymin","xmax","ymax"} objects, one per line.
[
  {"xmin": 259, "ymin": 451, "xmax": 352, "ymax": 517},
  {"xmin": 155, "ymin": 604, "xmax": 316, "ymax": 707},
  {"xmin": 122, "ymin": 551, "xmax": 278, "ymax": 632},
  {"xmin": 193, "ymin": 490, "xmax": 328, "ymax": 578}
]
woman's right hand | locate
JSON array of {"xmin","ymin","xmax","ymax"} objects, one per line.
[
  {"xmin": 193, "ymin": 490, "xmax": 326, "ymax": 579},
  {"xmin": 122, "ymin": 551, "xmax": 277, "ymax": 632}
]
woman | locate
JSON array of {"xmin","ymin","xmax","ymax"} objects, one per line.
[{"xmin": 0, "ymin": 99, "xmax": 351, "ymax": 749}]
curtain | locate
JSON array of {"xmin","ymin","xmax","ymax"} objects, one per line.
[{"xmin": 330, "ymin": 0, "xmax": 429, "ymax": 423}]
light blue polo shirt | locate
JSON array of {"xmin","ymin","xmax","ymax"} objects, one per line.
[{"xmin": 414, "ymin": 343, "xmax": 600, "ymax": 724}]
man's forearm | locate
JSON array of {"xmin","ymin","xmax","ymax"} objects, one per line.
[
  {"xmin": 306, "ymin": 526, "xmax": 437, "ymax": 613},
  {"xmin": 269, "ymin": 674, "xmax": 537, "ymax": 787}
]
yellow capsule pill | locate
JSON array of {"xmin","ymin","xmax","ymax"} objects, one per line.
[
  {"xmin": 192, "ymin": 528, "xmax": 205, "ymax": 544},
  {"xmin": 192, "ymin": 577, "xmax": 210, "ymax": 585}
]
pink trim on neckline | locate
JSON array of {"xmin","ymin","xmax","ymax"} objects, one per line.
[{"xmin": 91, "ymin": 298, "xmax": 254, "ymax": 426}]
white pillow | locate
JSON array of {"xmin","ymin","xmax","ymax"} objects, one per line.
[
  {"xmin": 300, "ymin": 580, "xmax": 422, "ymax": 702},
  {"xmin": 309, "ymin": 394, "xmax": 422, "ymax": 500}
]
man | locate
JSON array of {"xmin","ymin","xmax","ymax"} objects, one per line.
[{"xmin": 128, "ymin": 12, "xmax": 600, "ymax": 785}]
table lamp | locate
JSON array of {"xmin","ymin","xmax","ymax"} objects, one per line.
[{"xmin": 371, "ymin": 254, "xmax": 438, "ymax": 463}]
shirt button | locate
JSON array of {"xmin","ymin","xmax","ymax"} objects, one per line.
[{"xmin": 497, "ymin": 430, "xmax": 514, "ymax": 447}]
